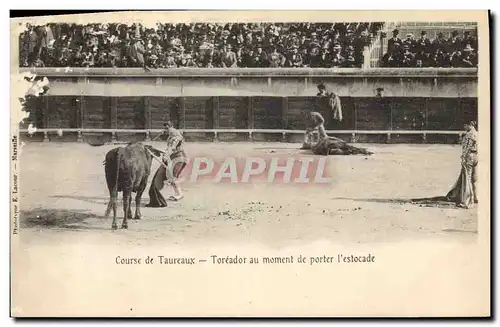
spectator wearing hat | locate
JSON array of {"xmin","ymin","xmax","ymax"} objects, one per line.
[
  {"xmin": 387, "ymin": 44, "xmax": 403, "ymax": 67},
  {"xmin": 415, "ymin": 31, "xmax": 432, "ymax": 53},
  {"xmin": 345, "ymin": 45, "xmax": 356, "ymax": 58},
  {"xmin": 343, "ymin": 54, "xmax": 357, "ymax": 68},
  {"xmin": 234, "ymin": 45, "xmax": 245, "ymax": 67},
  {"xmin": 148, "ymin": 54, "xmax": 159, "ymax": 68},
  {"xmin": 299, "ymin": 48, "xmax": 311, "ymax": 67},
  {"xmin": 298, "ymin": 34, "xmax": 310, "ymax": 50},
  {"xmin": 401, "ymin": 44, "xmax": 415, "ymax": 67},
  {"xmin": 431, "ymin": 48, "xmax": 448, "ymax": 67},
  {"xmin": 403, "ymin": 33, "xmax": 416, "ymax": 52},
  {"xmin": 460, "ymin": 44, "xmax": 477, "ymax": 67},
  {"xmin": 163, "ymin": 49, "xmax": 177, "ymax": 68},
  {"xmin": 318, "ymin": 46, "xmax": 332, "ymax": 68},
  {"xmin": 174, "ymin": 45, "xmax": 185, "ymax": 64},
  {"xmin": 331, "ymin": 44, "xmax": 345, "ymax": 67},
  {"xmin": 268, "ymin": 46, "xmax": 285, "ymax": 68},
  {"xmin": 432, "ymin": 32, "xmax": 447, "ymax": 53},
  {"xmin": 252, "ymin": 45, "xmax": 268, "ymax": 67},
  {"xmin": 413, "ymin": 45, "xmax": 430, "ymax": 68},
  {"xmin": 376, "ymin": 87, "xmax": 384, "ymax": 98},
  {"xmin": 285, "ymin": 45, "xmax": 302, "ymax": 68},
  {"xmin": 461, "ymin": 31, "xmax": 477, "ymax": 50},
  {"xmin": 308, "ymin": 43, "xmax": 321, "ymax": 68},
  {"xmin": 185, "ymin": 53, "xmax": 199, "ymax": 67},
  {"xmin": 81, "ymin": 51, "xmax": 95, "ymax": 68},
  {"xmin": 129, "ymin": 37, "xmax": 149, "ymax": 70},
  {"xmin": 449, "ymin": 48, "xmax": 463, "ymax": 67},
  {"xmin": 447, "ymin": 30, "xmax": 461, "ymax": 53},
  {"xmin": 241, "ymin": 48, "xmax": 254, "ymax": 68},
  {"xmin": 221, "ymin": 44, "xmax": 238, "ymax": 68},
  {"xmin": 177, "ymin": 53, "xmax": 189, "ymax": 68}
]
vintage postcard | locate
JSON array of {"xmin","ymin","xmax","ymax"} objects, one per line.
[{"xmin": 10, "ymin": 10, "xmax": 491, "ymax": 317}]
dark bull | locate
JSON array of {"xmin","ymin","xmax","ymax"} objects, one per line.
[{"xmin": 103, "ymin": 143, "xmax": 163, "ymax": 229}]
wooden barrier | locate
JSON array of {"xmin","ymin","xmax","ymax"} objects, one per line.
[
  {"xmin": 19, "ymin": 128, "xmax": 463, "ymax": 145},
  {"xmin": 17, "ymin": 67, "xmax": 477, "ymax": 144}
]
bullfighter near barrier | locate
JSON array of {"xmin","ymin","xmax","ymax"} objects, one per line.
[{"xmin": 9, "ymin": 10, "xmax": 491, "ymax": 318}]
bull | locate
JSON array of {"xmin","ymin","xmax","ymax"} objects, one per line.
[{"xmin": 103, "ymin": 142, "xmax": 163, "ymax": 229}]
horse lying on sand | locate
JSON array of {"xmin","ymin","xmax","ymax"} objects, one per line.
[{"xmin": 311, "ymin": 136, "xmax": 373, "ymax": 156}]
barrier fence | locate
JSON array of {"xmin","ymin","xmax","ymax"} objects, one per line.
[
  {"xmin": 19, "ymin": 94, "xmax": 475, "ymax": 144},
  {"xmin": 17, "ymin": 67, "xmax": 477, "ymax": 144}
]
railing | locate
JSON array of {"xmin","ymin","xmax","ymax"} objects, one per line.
[
  {"xmin": 18, "ymin": 67, "xmax": 478, "ymax": 78},
  {"xmin": 19, "ymin": 128, "xmax": 463, "ymax": 144}
]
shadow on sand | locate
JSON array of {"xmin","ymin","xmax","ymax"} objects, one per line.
[
  {"xmin": 20, "ymin": 208, "xmax": 109, "ymax": 230},
  {"xmin": 332, "ymin": 196, "xmax": 460, "ymax": 208},
  {"xmin": 50, "ymin": 195, "xmax": 151, "ymax": 208}
]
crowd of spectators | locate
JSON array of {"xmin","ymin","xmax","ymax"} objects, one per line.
[
  {"xmin": 19, "ymin": 22, "xmax": 384, "ymax": 69},
  {"xmin": 381, "ymin": 29, "xmax": 478, "ymax": 68}
]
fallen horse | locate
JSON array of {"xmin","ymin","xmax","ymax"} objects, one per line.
[{"xmin": 311, "ymin": 136, "xmax": 373, "ymax": 156}]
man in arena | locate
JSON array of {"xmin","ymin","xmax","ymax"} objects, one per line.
[
  {"xmin": 301, "ymin": 110, "xmax": 327, "ymax": 150},
  {"xmin": 316, "ymin": 82, "xmax": 328, "ymax": 97},
  {"xmin": 302, "ymin": 110, "xmax": 373, "ymax": 156},
  {"xmin": 146, "ymin": 121, "xmax": 188, "ymax": 207}
]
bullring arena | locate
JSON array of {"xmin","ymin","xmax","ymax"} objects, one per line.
[
  {"xmin": 15, "ymin": 20, "xmax": 479, "ymax": 249},
  {"xmin": 17, "ymin": 140, "xmax": 477, "ymax": 248}
]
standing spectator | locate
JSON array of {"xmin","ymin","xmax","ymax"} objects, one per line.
[
  {"xmin": 132, "ymin": 38, "xmax": 149, "ymax": 71},
  {"xmin": 26, "ymin": 25, "xmax": 40, "ymax": 64},
  {"xmin": 403, "ymin": 33, "xmax": 416, "ymax": 52},
  {"xmin": 415, "ymin": 31, "xmax": 431, "ymax": 53},
  {"xmin": 387, "ymin": 29, "xmax": 403, "ymax": 54},
  {"xmin": 432, "ymin": 32, "xmax": 447, "ymax": 53},
  {"xmin": 447, "ymin": 30, "xmax": 461, "ymax": 53}
]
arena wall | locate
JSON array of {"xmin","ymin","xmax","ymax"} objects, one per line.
[{"xmin": 18, "ymin": 67, "xmax": 478, "ymax": 144}]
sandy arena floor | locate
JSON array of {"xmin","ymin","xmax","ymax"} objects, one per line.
[{"xmin": 16, "ymin": 141, "xmax": 477, "ymax": 248}]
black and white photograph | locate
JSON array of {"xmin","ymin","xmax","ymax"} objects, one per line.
[{"xmin": 9, "ymin": 10, "xmax": 491, "ymax": 318}]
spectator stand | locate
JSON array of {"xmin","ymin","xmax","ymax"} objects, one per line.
[
  {"xmin": 18, "ymin": 22, "xmax": 385, "ymax": 70},
  {"xmin": 378, "ymin": 22, "xmax": 478, "ymax": 68}
]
